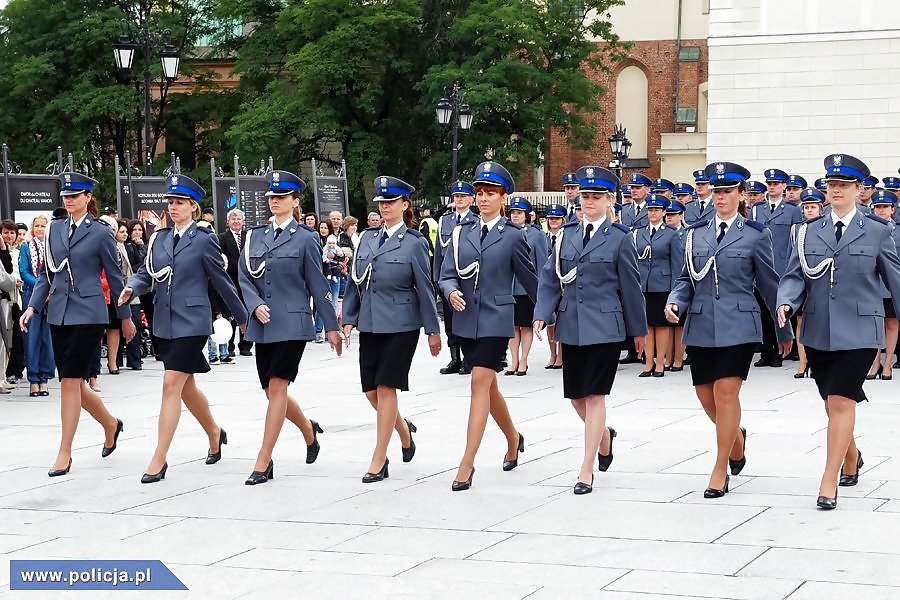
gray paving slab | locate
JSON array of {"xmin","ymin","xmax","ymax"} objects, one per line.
[{"xmin": 0, "ymin": 333, "xmax": 898, "ymax": 599}]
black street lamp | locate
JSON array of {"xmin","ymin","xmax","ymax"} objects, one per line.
[
  {"xmin": 608, "ymin": 124, "xmax": 631, "ymax": 206},
  {"xmin": 113, "ymin": 21, "xmax": 181, "ymax": 175},
  {"xmin": 435, "ymin": 82, "xmax": 474, "ymax": 186}
]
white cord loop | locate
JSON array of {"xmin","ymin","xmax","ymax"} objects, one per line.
[
  {"xmin": 242, "ymin": 228, "xmax": 265, "ymax": 279},
  {"xmin": 633, "ymin": 230, "xmax": 652, "ymax": 261},
  {"xmin": 145, "ymin": 229, "xmax": 174, "ymax": 291},
  {"xmin": 796, "ymin": 222, "xmax": 835, "ymax": 288},
  {"xmin": 554, "ymin": 227, "xmax": 577, "ymax": 287},
  {"xmin": 438, "ymin": 214, "xmax": 454, "ymax": 249},
  {"xmin": 350, "ymin": 234, "xmax": 373, "ymax": 288},
  {"xmin": 452, "ymin": 224, "xmax": 480, "ymax": 291},
  {"xmin": 685, "ymin": 227, "xmax": 720, "ymax": 299},
  {"xmin": 43, "ymin": 219, "xmax": 74, "ymax": 287}
]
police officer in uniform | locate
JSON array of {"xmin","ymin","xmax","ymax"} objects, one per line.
[
  {"xmin": 882, "ymin": 177, "xmax": 900, "ymax": 224},
  {"xmin": 666, "ymin": 162, "xmax": 792, "ymax": 499},
  {"xmin": 665, "ymin": 200, "xmax": 688, "ymax": 370},
  {"xmin": 543, "ymin": 204, "xmax": 567, "ymax": 369},
  {"xmin": 777, "ymin": 154, "xmax": 900, "ymax": 509},
  {"xmin": 433, "ymin": 180, "xmax": 476, "ymax": 375},
  {"xmin": 238, "ymin": 171, "xmax": 341, "ymax": 485},
  {"xmin": 534, "ymin": 165, "xmax": 647, "ymax": 494},
  {"xmin": 685, "ymin": 170, "xmax": 715, "ymax": 225},
  {"xmin": 784, "ymin": 174, "xmax": 807, "ymax": 205},
  {"xmin": 562, "ymin": 172, "xmax": 580, "ymax": 223},
  {"xmin": 439, "ymin": 161, "xmax": 538, "ymax": 491},
  {"xmin": 621, "ymin": 174, "xmax": 652, "ymax": 229},
  {"xmin": 859, "ymin": 175, "xmax": 880, "ymax": 212},
  {"xmin": 651, "ymin": 178, "xmax": 675, "ymax": 199},
  {"xmin": 343, "ymin": 176, "xmax": 441, "ymax": 482},
  {"xmin": 21, "ymin": 173, "xmax": 136, "ymax": 477},
  {"xmin": 815, "ymin": 178, "xmax": 828, "ymax": 193},
  {"xmin": 120, "ymin": 175, "xmax": 248, "ymax": 483},
  {"xmin": 789, "ymin": 188, "xmax": 826, "ymax": 379},
  {"xmin": 865, "ymin": 189, "xmax": 900, "ymax": 381},
  {"xmin": 673, "ymin": 183, "xmax": 694, "ymax": 209},
  {"xmin": 745, "ymin": 180, "xmax": 767, "ymax": 207}
]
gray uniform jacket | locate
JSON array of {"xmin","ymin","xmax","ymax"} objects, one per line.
[
  {"xmin": 777, "ymin": 213, "xmax": 900, "ymax": 350},
  {"xmin": 534, "ymin": 220, "xmax": 647, "ymax": 345},
  {"xmin": 128, "ymin": 223, "xmax": 247, "ymax": 340},
  {"xmin": 634, "ymin": 224, "xmax": 681, "ymax": 293},
  {"xmin": 882, "ymin": 222, "xmax": 900, "ymax": 298},
  {"xmin": 432, "ymin": 211, "xmax": 475, "ymax": 283},
  {"xmin": 438, "ymin": 218, "xmax": 538, "ymax": 339},
  {"xmin": 684, "ymin": 198, "xmax": 715, "ymax": 225},
  {"xmin": 513, "ymin": 225, "xmax": 548, "ymax": 296},
  {"xmin": 29, "ymin": 215, "xmax": 131, "ymax": 326},
  {"xmin": 667, "ymin": 217, "xmax": 792, "ymax": 347},
  {"xmin": 621, "ymin": 202, "xmax": 649, "ymax": 230},
  {"xmin": 566, "ymin": 201, "xmax": 580, "ymax": 224},
  {"xmin": 238, "ymin": 219, "xmax": 336, "ymax": 343},
  {"xmin": 344, "ymin": 226, "xmax": 440, "ymax": 335},
  {"xmin": 750, "ymin": 199, "xmax": 803, "ymax": 275}
]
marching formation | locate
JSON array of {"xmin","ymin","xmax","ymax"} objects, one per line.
[{"xmin": 19, "ymin": 152, "xmax": 900, "ymax": 511}]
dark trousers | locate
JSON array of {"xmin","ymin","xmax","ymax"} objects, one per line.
[
  {"xmin": 140, "ymin": 293, "xmax": 158, "ymax": 357},
  {"xmin": 755, "ymin": 288, "xmax": 778, "ymax": 359},
  {"xmin": 440, "ymin": 295, "xmax": 458, "ymax": 346},
  {"xmin": 229, "ymin": 318, "xmax": 253, "ymax": 354},
  {"xmin": 124, "ymin": 304, "xmax": 143, "ymax": 367},
  {"xmin": 6, "ymin": 303, "xmax": 24, "ymax": 378}
]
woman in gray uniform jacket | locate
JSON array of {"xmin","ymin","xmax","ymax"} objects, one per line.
[
  {"xmin": 239, "ymin": 171, "xmax": 343, "ymax": 485},
  {"xmin": 666, "ymin": 162, "xmax": 792, "ymax": 499},
  {"xmin": 120, "ymin": 175, "xmax": 248, "ymax": 484},
  {"xmin": 865, "ymin": 190, "xmax": 900, "ymax": 381},
  {"xmin": 343, "ymin": 176, "xmax": 441, "ymax": 483},
  {"xmin": 21, "ymin": 173, "xmax": 136, "ymax": 477},
  {"xmin": 505, "ymin": 196, "xmax": 547, "ymax": 376},
  {"xmin": 778, "ymin": 155, "xmax": 900, "ymax": 509},
  {"xmin": 534, "ymin": 166, "xmax": 647, "ymax": 494},
  {"xmin": 439, "ymin": 161, "xmax": 538, "ymax": 491}
]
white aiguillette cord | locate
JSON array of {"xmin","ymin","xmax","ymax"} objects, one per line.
[
  {"xmin": 684, "ymin": 226, "xmax": 719, "ymax": 298},
  {"xmin": 42, "ymin": 219, "xmax": 74, "ymax": 287},
  {"xmin": 145, "ymin": 229, "xmax": 174, "ymax": 290},
  {"xmin": 452, "ymin": 223, "xmax": 480, "ymax": 290},
  {"xmin": 633, "ymin": 229, "xmax": 652, "ymax": 261},
  {"xmin": 350, "ymin": 230, "xmax": 375, "ymax": 288},
  {"xmin": 242, "ymin": 228, "xmax": 265, "ymax": 279},
  {"xmin": 554, "ymin": 227, "xmax": 577, "ymax": 287},
  {"xmin": 796, "ymin": 222, "xmax": 834, "ymax": 288}
]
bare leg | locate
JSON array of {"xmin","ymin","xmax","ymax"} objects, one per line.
[
  {"xmin": 507, "ymin": 330, "xmax": 520, "ymax": 371},
  {"xmin": 643, "ymin": 330, "xmax": 655, "ymax": 372},
  {"xmin": 368, "ymin": 385, "xmax": 399, "ymax": 473},
  {"xmin": 547, "ymin": 325, "xmax": 558, "ymax": 366},
  {"xmin": 180, "ymin": 374, "xmax": 223, "ymax": 452},
  {"xmin": 364, "ymin": 390, "xmax": 411, "ymax": 446},
  {"xmin": 518, "ymin": 327, "xmax": 534, "ymax": 372},
  {"xmin": 820, "ymin": 395, "xmax": 857, "ymax": 498},
  {"xmin": 78, "ymin": 381, "xmax": 119, "ymax": 446},
  {"xmin": 51, "ymin": 378, "xmax": 87, "ymax": 470},
  {"xmin": 146, "ymin": 370, "xmax": 190, "ymax": 474},
  {"xmin": 285, "ymin": 395, "xmax": 314, "ymax": 443},
  {"xmin": 883, "ymin": 318, "xmax": 898, "ymax": 378},
  {"xmin": 253, "ymin": 378, "xmax": 289, "ymax": 471},
  {"xmin": 673, "ymin": 327, "xmax": 685, "ymax": 368},
  {"xmin": 454, "ymin": 367, "xmax": 494, "ymax": 482},
  {"xmin": 578, "ymin": 395, "xmax": 606, "ymax": 483},
  {"xmin": 106, "ymin": 329, "xmax": 120, "ymax": 372},
  {"xmin": 488, "ymin": 374, "xmax": 520, "ymax": 459},
  {"xmin": 654, "ymin": 327, "xmax": 671, "ymax": 373},
  {"xmin": 708, "ymin": 377, "xmax": 743, "ymax": 490}
]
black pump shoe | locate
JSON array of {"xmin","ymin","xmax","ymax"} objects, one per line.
[
  {"xmin": 729, "ymin": 427, "xmax": 747, "ymax": 476},
  {"xmin": 206, "ymin": 429, "xmax": 227, "ymax": 464},
  {"xmin": 597, "ymin": 427, "xmax": 617, "ymax": 472},
  {"xmin": 817, "ymin": 487, "xmax": 838, "ymax": 510},
  {"xmin": 306, "ymin": 421, "xmax": 324, "ymax": 464},
  {"xmin": 574, "ymin": 475, "xmax": 594, "ymax": 495},
  {"xmin": 362, "ymin": 458, "xmax": 389, "ymax": 483},
  {"xmin": 246, "ymin": 460, "xmax": 274, "ymax": 485},
  {"xmin": 839, "ymin": 451, "xmax": 864, "ymax": 487},
  {"xmin": 101, "ymin": 419, "xmax": 124, "ymax": 458},
  {"xmin": 48, "ymin": 458, "xmax": 72, "ymax": 477},
  {"xmin": 141, "ymin": 462, "xmax": 168, "ymax": 484},
  {"xmin": 452, "ymin": 467, "xmax": 474, "ymax": 491},
  {"xmin": 402, "ymin": 420, "xmax": 417, "ymax": 463},
  {"xmin": 502, "ymin": 433, "xmax": 525, "ymax": 471},
  {"xmin": 704, "ymin": 474, "xmax": 730, "ymax": 498}
]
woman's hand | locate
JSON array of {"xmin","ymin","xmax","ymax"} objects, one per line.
[
  {"xmin": 428, "ymin": 333, "xmax": 441, "ymax": 356},
  {"xmin": 19, "ymin": 306, "xmax": 34, "ymax": 333},
  {"xmin": 664, "ymin": 303, "xmax": 680, "ymax": 323},
  {"xmin": 342, "ymin": 324, "xmax": 354, "ymax": 348},
  {"xmin": 118, "ymin": 287, "xmax": 134, "ymax": 306},
  {"xmin": 449, "ymin": 289, "xmax": 466, "ymax": 311},
  {"xmin": 254, "ymin": 304, "xmax": 271, "ymax": 324},
  {"xmin": 533, "ymin": 320, "xmax": 545, "ymax": 341},
  {"xmin": 776, "ymin": 305, "xmax": 791, "ymax": 328}
]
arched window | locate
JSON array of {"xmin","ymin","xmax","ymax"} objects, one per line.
[{"xmin": 615, "ymin": 66, "xmax": 649, "ymax": 159}]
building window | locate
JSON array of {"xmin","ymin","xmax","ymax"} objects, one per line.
[{"xmin": 615, "ymin": 65, "xmax": 649, "ymax": 159}]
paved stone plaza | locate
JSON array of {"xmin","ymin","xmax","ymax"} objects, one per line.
[{"xmin": 1, "ymin": 334, "xmax": 899, "ymax": 599}]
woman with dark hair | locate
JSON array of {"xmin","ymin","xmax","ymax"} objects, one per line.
[
  {"xmin": 124, "ymin": 219, "xmax": 155, "ymax": 359},
  {"xmin": 304, "ymin": 212, "xmax": 318, "ymax": 230},
  {"xmin": 666, "ymin": 162, "xmax": 792, "ymax": 499},
  {"xmin": 314, "ymin": 220, "xmax": 337, "ymax": 342},
  {"xmin": 20, "ymin": 173, "xmax": 136, "ymax": 477},
  {"xmin": 343, "ymin": 176, "xmax": 441, "ymax": 482},
  {"xmin": 239, "ymin": 171, "xmax": 342, "ymax": 485},
  {"xmin": 438, "ymin": 161, "xmax": 538, "ymax": 491}
]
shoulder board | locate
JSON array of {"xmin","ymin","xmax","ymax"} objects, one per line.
[
  {"xmin": 154, "ymin": 226, "xmax": 172, "ymax": 232},
  {"xmin": 686, "ymin": 219, "xmax": 709, "ymax": 230},
  {"xmin": 804, "ymin": 215, "xmax": 826, "ymax": 225},
  {"xmin": 743, "ymin": 220, "xmax": 767, "ymax": 231},
  {"xmin": 248, "ymin": 223, "xmax": 268, "ymax": 231},
  {"xmin": 560, "ymin": 221, "xmax": 580, "ymax": 230},
  {"xmin": 363, "ymin": 226, "xmax": 380, "ymax": 232},
  {"xmin": 195, "ymin": 225, "xmax": 212, "ymax": 234},
  {"xmin": 405, "ymin": 227, "xmax": 423, "ymax": 238},
  {"xmin": 504, "ymin": 222, "xmax": 522, "ymax": 230},
  {"xmin": 751, "ymin": 200, "xmax": 768, "ymax": 207},
  {"xmin": 93, "ymin": 218, "xmax": 110, "ymax": 227},
  {"xmin": 298, "ymin": 223, "xmax": 314, "ymax": 232},
  {"xmin": 52, "ymin": 215, "xmax": 67, "ymax": 221},
  {"xmin": 663, "ymin": 224, "xmax": 677, "ymax": 231},
  {"xmin": 866, "ymin": 213, "xmax": 889, "ymax": 225},
  {"xmin": 611, "ymin": 223, "xmax": 630, "ymax": 234}
]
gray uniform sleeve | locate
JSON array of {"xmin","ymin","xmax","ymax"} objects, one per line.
[
  {"xmin": 618, "ymin": 234, "xmax": 648, "ymax": 338},
  {"xmin": 875, "ymin": 224, "xmax": 900, "ymax": 318},
  {"xmin": 203, "ymin": 234, "xmax": 248, "ymax": 325},
  {"xmin": 753, "ymin": 228, "xmax": 793, "ymax": 342},
  {"xmin": 412, "ymin": 237, "xmax": 441, "ymax": 335}
]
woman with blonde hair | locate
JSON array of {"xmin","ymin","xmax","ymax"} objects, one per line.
[{"xmin": 18, "ymin": 214, "xmax": 55, "ymax": 396}]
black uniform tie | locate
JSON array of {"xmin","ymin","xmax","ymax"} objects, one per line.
[
  {"xmin": 583, "ymin": 223, "xmax": 594, "ymax": 248},
  {"xmin": 69, "ymin": 223, "xmax": 77, "ymax": 239},
  {"xmin": 770, "ymin": 203, "xmax": 776, "ymax": 213},
  {"xmin": 378, "ymin": 229, "xmax": 387, "ymax": 247},
  {"xmin": 716, "ymin": 222, "xmax": 727, "ymax": 244},
  {"xmin": 699, "ymin": 201, "xmax": 705, "ymax": 213},
  {"xmin": 650, "ymin": 226, "xmax": 656, "ymax": 240},
  {"xmin": 835, "ymin": 221, "xmax": 844, "ymax": 243},
  {"xmin": 173, "ymin": 232, "xmax": 180, "ymax": 247},
  {"xmin": 480, "ymin": 225, "xmax": 489, "ymax": 243},
  {"xmin": 550, "ymin": 234, "xmax": 556, "ymax": 250},
  {"xmin": 456, "ymin": 213, "xmax": 461, "ymax": 225}
]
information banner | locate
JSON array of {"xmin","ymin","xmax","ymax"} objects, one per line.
[
  {"xmin": 0, "ymin": 174, "xmax": 59, "ymax": 225},
  {"xmin": 312, "ymin": 159, "xmax": 349, "ymax": 221},
  {"xmin": 213, "ymin": 177, "xmax": 269, "ymax": 232},
  {"xmin": 119, "ymin": 177, "xmax": 168, "ymax": 235}
]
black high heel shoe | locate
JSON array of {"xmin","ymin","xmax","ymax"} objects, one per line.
[
  {"xmin": 402, "ymin": 419, "xmax": 417, "ymax": 463},
  {"xmin": 638, "ymin": 370, "xmax": 653, "ymax": 378},
  {"xmin": 866, "ymin": 365, "xmax": 883, "ymax": 380},
  {"xmin": 574, "ymin": 475, "xmax": 594, "ymax": 495},
  {"xmin": 451, "ymin": 467, "xmax": 474, "ymax": 491},
  {"xmin": 597, "ymin": 427, "xmax": 617, "ymax": 472},
  {"xmin": 817, "ymin": 486, "xmax": 838, "ymax": 510},
  {"xmin": 141, "ymin": 462, "xmax": 168, "ymax": 484},
  {"xmin": 794, "ymin": 366, "xmax": 809, "ymax": 379},
  {"xmin": 101, "ymin": 419, "xmax": 124, "ymax": 458},
  {"xmin": 839, "ymin": 451, "xmax": 864, "ymax": 487},
  {"xmin": 502, "ymin": 433, "xmax": 525, "ymax": 471},
  {"xmin": 881, "ymin": 369, "xmax": 893, "ymax": 381},
  {"xmin": 703, "ymin": 474, "xmax": 730, "ymax": 498},
  {"xmin": 306, "ymin": 421, "xmax": 324, "ymax": 464},
  {"xmin": 206, "ymin": 428, "xmax": 227, "ymax": 464},
  {"xmin": 362, "ymin": 458, "xmax": 389, "ymax": 483},
  {"xmin": 515, "ymin": 367, "xmax": 528, "ymax": 376},
  {"xmin": 729, "ymin": 427, "xmax": 747, "ymax": 476},
  {"xmin": 107, "ymin": 367, "xmax": 120, "ymax": 375},
  {"xmin": 246, "ymin": 460, "xmax": 274, "ymax": 485},
  {"xmin": 48, "ymin": 458, "xmax": 72, "ymax": 477}
]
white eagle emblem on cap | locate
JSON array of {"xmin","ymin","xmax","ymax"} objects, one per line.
[
  {"xmin": 586, "ymin": 168, "xmax": 594, "ymax": 177},
  {"xmin": 833, "ymin": 155, "xmax": 842, "ymax": 166},
  {"xmin": 273, "ymin": 172, "xmax": 280, "ymax": 181},
  {"xmin": 171, "ymin": 176, "xmax": 178, "ymax": 185},
  {"xmin": 64, "ymin": 174, "xmax": 71, "ymax": 183},
  {"xmin": 483, "ymin": 162, "xmax": 492, "ymax": 172},
  {"xmin": 715, "ymin": 163, "xmax": 725, "ymax": 174},
  {"xmin": 380, "ymin": 177, "xmax": 388, "ymax": 187}
]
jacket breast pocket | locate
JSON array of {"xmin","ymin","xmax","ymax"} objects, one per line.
[
  {"xmin": 386, "ymin": 256, "xmax": 410, "ymax": 265},
  {"xmin": 560, "ymin": 251, "xmax": 577, "ymax": 261},
  {"xmin": 737, "ymin": 300, "xmax": 759, "ymax": 313},
  {"xmin": 849, "ymin": 245, "xmax": 875, "ymax": 272},
  {"xmin": 726, "ymin": 249, "xmax": 751, "ymax": 260},
  {"xmin": 589, "ymin": 254, "xmax": 613, "ymax": 263},
  {"xmin": 692, "ymin": 247, "xmax": 709, "ymax": 257},
  {"xmin": 185, "ymin": 295, "xmax": 210, "ymax": 308},
  {"xmin": 78, "ymin": 284, "xmax": 103, "ymax": 298}
]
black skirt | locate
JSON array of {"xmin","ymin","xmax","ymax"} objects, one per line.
[
  {"xmin": 561, "ymin": 341, "xmax": 621, "ymax": 399},
  {"xmin": 513, "ymin": 295, "xmax": 535, "ymax": 328},
  {"xmin": 50, "ymin": 324, "xmax": 105, "ymax": 379},
  {"xmin": 806, "ymin": 347, "xmax": 876, "ymax": 403},
  {"xmin": 459, "ymin": 336, "xmax": 508, "ymax": 372},
  {"xmin": 885, "ymin": 298, "xmax": 896, "ymax": 319},
  {"xmin": 359, "ymin": 330, "xmax": 420, "ymax": 392},
  {"xmin": 106, "ymin": 304, "xmax": 122, "ymax": 331},
  {"xmin": 644, "ymin": 292, "xmax": 671, "ymax": 328},
  {"xmin": 156, "ymin": 336, "xmax": 210, "ymax": 374},
  {"xmin": 255, "ymin": 340, "xmax": 307, "ymax": 389},
  {"xmin": 687, "ymin": 343, "xmax": 756, "ymax": 386}
]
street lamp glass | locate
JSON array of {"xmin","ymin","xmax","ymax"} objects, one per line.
[
  {"xmin": 159, "ymin": 44, "xmax": 180, "ymax": 81},
  {"xmin": 112, "ymin": 35, "xmax": 136, "ymax": 71},
  {"xmin": 458, "ymin": 104, "xmax": 474, "ymax": 130},
  {"xmin": 435, "ymin": 98, "xmax": 452, "ymax": 125},
  {"xmin": 622, "ymin": 139, "xmax": 632, "ymax": 160},
  {"xmin": 608, "ymin": 132, "xmax": 622, "ymax": 157}
]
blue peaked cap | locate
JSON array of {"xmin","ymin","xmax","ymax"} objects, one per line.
[
  {"xmin": 666, "ymin": 199, "xmax": 686, "ymax": 213},
  {"xmin": 800, "ymin": 188, "xmax": 825, "ymax": 203},
  {"xmin": 746, "ymin": 180, "xmax": 767, "ymax": 194},
  {"xmin": 374, "ymin": 175, "xmax": 415, "ymax": 199},
  {"xmin": 473, "ymin": 161, "xmax": 515, "ymax": 194},
  {"xmin": 507, "ymin": 196, "xmax": 532, "ymax": 213},
  {"xmin": 673, "ymin": 183, "xmax": 694, "ymax": 196},
  {"xmin": 59, "ymin": 172, "xmax": 98, "ymax": 196},
  {"xmin": 786, "ymin": 174, "xmax": 807, "ymax": 188},
  {"xmin": 823, "ymin": 154, "xmax": 870, "ymax": 182},
  {"xmin": 266, "ymin": 170, "xmax": 306, "ymax": 196},
  {"xmin": 166, "ymin": 174, "xmax": 205, "ymax": 202},
  {"xmin": 576, "ymin": 165, "xmax": 619, "ymax": 192},
  {"xmin": 704, "ymin": 162, "xmax": 751, "ymax": 189},
  {"xmin": 546, "ymin": 204, "xmax": 566, "ymax": 217},
  {"xmin": 872, "ymin": 189, "xmax": 898, "ymax": 206},
  {"xmin": 451, "ymin": 180, "xmax": 474, "ymax": 196}
]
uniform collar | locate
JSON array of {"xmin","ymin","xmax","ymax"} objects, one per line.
[
  {"xmin": 455, "ymin": 209, "xmax": 471, "ymax": 221},
  {"xmin": 272, "ymin": 216, "xmax": 294, "ymax": 231},
  {"xmin": 481, "ymin": 214, "xmax": 502, "ymax": 231},
  {"xmin": 715, "ymin": 213, "xmax": 739, "ymax": 231},
  {"xmin": 584, "ymin": 215, "xmax": 607, "ymax": 231},
  {"xmin": 69, "ymin": 214, "xmax": 88, "ymax": 229},
  {"xmin": 174, "ymin": 222, "xmax": 193, "ymax": 238},
  {"xmin": 383, "ymin": 220, "xmax": 405, "ymax": 239},
  {"xmin": 831, "ymin": 207, "xmax": 857, "ymax": 228}
]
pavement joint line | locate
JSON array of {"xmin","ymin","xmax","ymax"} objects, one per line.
[
  {"xmin": 481, "ymin": 495, "xmax": 566, "ymax": 532},
  {"xmin": 120, "ymin": 516, "xmax": 190, "ymax": 541},
  {"xmin": 110, "ymin": 486, "xmax": 216, "ymax": 515},
  {"xmin": 650, "ymin": 413, "xmax": 696, "ymax": 431},
  {"xmin": 600, "ymin": 567, "xmax": 634, "ymax": 591},
  {"xmin": 710, "ymin": 505, "xmax": 769, "ymax": 544},
  {"xmin": 390, "ymin": 556, "xmax": 435, "ymax": 578},
  {"xmin": 461, "ymin": 532, "xmax": 517, "ymax": 560},
  {"xmin": 731, "ymin": 544, "xmax": 774, "ymax": 577},
  {"xmin": 659, "ymin": 449, "xmax": 708, "ymax": 472}
]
